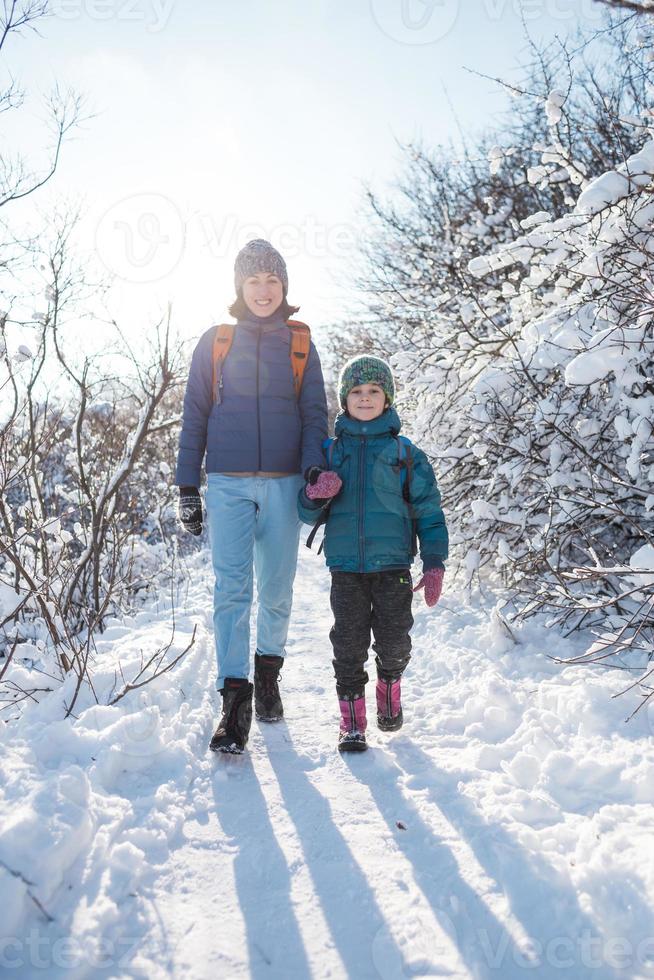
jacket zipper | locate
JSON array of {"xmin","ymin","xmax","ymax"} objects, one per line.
[
  {"xmin": 358, "ymin": 435, "xmax": 366, "ymax": 572},
  {"xmin": 256, "ymin": 330, "xmax": 262, "ymax": 471}
]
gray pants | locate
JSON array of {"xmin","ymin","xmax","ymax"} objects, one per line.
[{"xmin": 329, "ymin": 570, "xmax": 414, "ymax": 697}]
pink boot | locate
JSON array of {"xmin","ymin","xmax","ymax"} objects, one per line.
[
  {"xmin": 338, "ymin": 694, "xmax": 367, "ymax": 753},
  {"xmin": 376, "ymin": 676, "xmax": 403, "ymax": 732}
]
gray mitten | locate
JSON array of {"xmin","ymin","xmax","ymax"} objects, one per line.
[{"xmin": 178, "ymin": 486, "xmax": 202, "ymax": 536}]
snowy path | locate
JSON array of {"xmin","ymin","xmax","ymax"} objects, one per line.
[{"xmin": 1, "ymin": 537, "xmax": 654, "ymax": 978}]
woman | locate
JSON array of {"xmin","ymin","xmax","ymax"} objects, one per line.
[{"xmin": 176, "ymin": 239, "xmax": 328, "ymax": 753}]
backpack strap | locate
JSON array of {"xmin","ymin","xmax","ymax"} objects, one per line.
[
  {"xmin": 306, "ymin": 437, "xmax": 336, "ymax": 551},
  {"xmin": 396, "ymin": 436, "xmax": 412, "ymax": 498},
  {"xmin": 212, "ymin": 323, "xmax": 235, "ymax": 404},
  {"xmin": 324, "ymin": 435, "xmax": 336, "ymax": 468},
  {"xmin": 211, "ymin": 320, "xmax": 311, "ymax": 403},
  {"xmin": 287, "ymin": 320, "xmax": 311, "ymax": 398},
  {"xmin": 396, "ymin": 436, "xmax": 418, "ymax": 557}
]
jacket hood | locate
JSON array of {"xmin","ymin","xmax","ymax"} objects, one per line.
[{"xmin": 334, "ymin": 406, "xmax": 401, "ymax": 438}]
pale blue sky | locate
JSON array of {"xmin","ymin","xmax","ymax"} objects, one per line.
[{"xmin": 6, "ymin": 0, "xmax": 599, "ymax": 342}]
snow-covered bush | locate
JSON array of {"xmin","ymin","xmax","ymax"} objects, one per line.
[
  {"xmin": 466, "ymin": 133, "xmax": 654, "ymax": 658},
  {"xmin": 0, "ymin": 214, "xmax": 188, "ymax": 720}
]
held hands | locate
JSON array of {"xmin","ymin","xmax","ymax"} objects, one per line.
[
  {"xmin": 178, "ymin": 486, "xmax": 203, "ymax": 535},
  {"xmin": 413, "ymin": 567, "xmax": 444, "ymax": 608},
  {"xmin": 304, "ymin": 466, "xmax": 342, "ymax": 503}
]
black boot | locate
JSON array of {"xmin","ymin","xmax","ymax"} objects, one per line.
[
  {"xmin": 254, "ymin": 652, "xmax": 284, "ymax": 722},
  {"xmin": 210, "ymin": 678, "xmax": 253, "ymax": 753}
]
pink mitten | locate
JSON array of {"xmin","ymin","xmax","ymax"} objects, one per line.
[
  {"xmin": 413, "ymin": 567, "xmax": 444, "ymax": 608},
  {"xmin": 305, "ymin": 471, "xmax": 342, "ymax": 501}
]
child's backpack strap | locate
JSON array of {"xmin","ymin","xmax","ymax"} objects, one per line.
[
  {"xmin": 396, "ymin": 435, "xmax": 418, "ymax": 557},
  {"xmin": 396, "ymin": 435, "xmax": 412, "ymax": 498},
  {"xmin": 287, "ymin": 320, "xmax": 311, "ymax": 398},
  {"xmin": 323, "ymin": 435, "xmax": 336, "ymax": 468},
  {"xmin": 306, "ymin": 437, "xmax": 337, "ymax": 552},
  {"xmin": 212, "ymin": 323, "xmax": 235, "ymax": 404}
]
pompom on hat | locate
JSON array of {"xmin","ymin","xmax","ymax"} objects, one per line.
[
  {"xmin": 338, "ymin": 355, "xmax": 395, "ymax": 409},
  {"xmin": 234, "ymin": 239, "xmax": 288, "ymax": 295}
]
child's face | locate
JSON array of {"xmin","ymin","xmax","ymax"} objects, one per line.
[
  {"xmin": 346, "ymin": 383, "xmax": 387, "ymax": 421},
  {"xmin": 242, "ymin": 272, "xmax": 284, "ymax": 317}
]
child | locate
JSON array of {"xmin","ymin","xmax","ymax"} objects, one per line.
[{"xmin": 298, "ymin": 355, "xmax": 448, "ymax": 752}]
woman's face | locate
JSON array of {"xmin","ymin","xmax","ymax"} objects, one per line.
[{"xmin": 241, "ymin": 272, "xmax": 284, "ymax": 317}]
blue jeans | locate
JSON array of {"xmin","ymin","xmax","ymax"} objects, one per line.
[{"xmin": 205, "ymin": 473, "xmax": 304, "ymax": 691}]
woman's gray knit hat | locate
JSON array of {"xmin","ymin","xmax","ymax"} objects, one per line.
[
  {"xmin": 234, "ymin": 239, "xmax": 288, "ymax": 295},
  {"xmin": 339, "ymin": 355, "xmax": 395, "ymax": 408}
]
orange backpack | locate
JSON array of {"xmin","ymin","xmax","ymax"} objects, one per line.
[{"xmin": 212, "ymin": 319, "xmax": 311, "ymax": 404}]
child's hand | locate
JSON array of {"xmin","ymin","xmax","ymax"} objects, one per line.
[
  {"xmin": 305, "ymin": 470, "xmax": 342, "ymax": 501},
  {"xmin": 413, "ymin": 567, "xmax": 444, "ymax": 608}
]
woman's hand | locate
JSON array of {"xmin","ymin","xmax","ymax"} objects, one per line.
[{"xmin": 178, "ymin": 486, "xmax": 203, "ymax": 535}]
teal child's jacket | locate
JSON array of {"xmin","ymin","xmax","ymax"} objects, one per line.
[{"xmin": 297, "ymin": 407, "xmax": 448, "ymax": 573}]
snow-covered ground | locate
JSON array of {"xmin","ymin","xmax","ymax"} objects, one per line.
[{"xmin": 1, "ymin": 536, "xmax": 654, "ymax": 979}]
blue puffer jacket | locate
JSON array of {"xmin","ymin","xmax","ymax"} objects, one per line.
[
  {"xmin": 298, "ymin": 408, "xmax": 448, "ymax": 573},
  {"xmin": 175, "ymin": 313, "xmax": 328, "ymax": 487}
]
